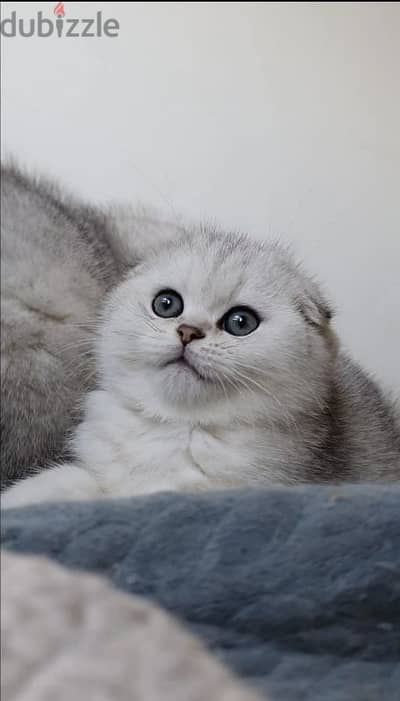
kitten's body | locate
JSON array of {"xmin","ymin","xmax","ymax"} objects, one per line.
[
  {"xmin": 0, "ymin": 164, "xmax": 120, "ymax": 486},
  {"xmin": 2, "ymin": 226, "xmax": 399, "ymax": 508}
]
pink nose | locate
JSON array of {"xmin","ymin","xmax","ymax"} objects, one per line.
[{"xmin": 177, "ymin": 324, "xmax": 205, "ymax": 346}]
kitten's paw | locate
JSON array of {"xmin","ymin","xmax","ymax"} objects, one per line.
[
  {"xmin": 1, "ymin": 463, "xmax": 100, "ymax": 509},
  {"xmin": 1, "ymin": 486, "xmax": 42, "ymax": 510}
]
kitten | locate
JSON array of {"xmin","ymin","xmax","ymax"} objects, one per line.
[
  {"xmin": 0, "ymin": 163, "xmax": 120, "ymax": 487},
  {"xmin": 2, "ymin": 228, "xmax": 399, "ymax": 508}
]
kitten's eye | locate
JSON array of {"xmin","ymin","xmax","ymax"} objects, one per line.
[
  {"xmin": 221, "ymin": 307, "xmax": 260, "ymax": 336},
  {"xmin": 152, "ymin": 290, "xmax": 184, "ymax": 318}
]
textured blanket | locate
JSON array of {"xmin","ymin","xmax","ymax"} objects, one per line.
[{"xmin": 2, "ymin": 485, "xmax": 400, "ymax": 701}]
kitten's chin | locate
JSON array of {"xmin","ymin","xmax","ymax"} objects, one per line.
[
  {"xmin": 160, "ymin": 359, "xmax": 217, "ymax": 406},
  {"xmin": 164, "ymin": 357, "xmax": 207, "ymax": 382}
]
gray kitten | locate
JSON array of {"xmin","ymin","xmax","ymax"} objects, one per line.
[
  {"xmin": 2, "ymin": 221, "xmax": 399, "ymax": 508},
  {"xmin": 1, "ymin": 163, "xmax": 120, "ymax": 487}
]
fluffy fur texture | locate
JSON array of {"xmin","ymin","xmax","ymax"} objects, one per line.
[
  {"xmin": 2, "ymin": 217, "xmax": 399, "ymax": 508},
  {"xmin": 0, "ymin": 164, "xmax": 120, "ymax": 487}
]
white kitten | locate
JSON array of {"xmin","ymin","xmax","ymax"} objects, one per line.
[{"xmin": 3, "ymin": 228, "xmax": 399, "ymax": 508}]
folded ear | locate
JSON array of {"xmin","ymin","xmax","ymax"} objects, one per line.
[
  {"xmin": 295, "ymin": 289, "xmax": 339, "ymax": 354},
  {"xmin": 297, "ymin": 293, "xmax": 333, "ymax": 329}
]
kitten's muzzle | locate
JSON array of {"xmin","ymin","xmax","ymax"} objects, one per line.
[{"xmin": 177, "ymin": 324, "xmax": 205, "ymax": 346}]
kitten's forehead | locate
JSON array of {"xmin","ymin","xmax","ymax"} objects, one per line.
[{"xmin": 148, "ymin": 231, "xmax": 296, "ymax": 310}]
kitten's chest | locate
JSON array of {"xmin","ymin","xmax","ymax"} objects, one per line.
[
  {"xmin": 77, "ymin": 394, "xmax": 253, "ymax": 494},
  {"xmin": 110, "ymin": 420, "xmax": 249, "ymax": 492}
]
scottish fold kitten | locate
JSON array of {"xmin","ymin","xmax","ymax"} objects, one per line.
[
  {"xmin": 1, "ymin": 163, "xmax": 120, "ymax": 487},
  {"xmin": 2, "ymin": 229, "xmax": 399, "ymax": 508}
]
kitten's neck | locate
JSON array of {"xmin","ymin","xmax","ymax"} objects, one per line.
[{"xmin": 96, "ymin": 382, "xmax": 329, "ymax": 434}]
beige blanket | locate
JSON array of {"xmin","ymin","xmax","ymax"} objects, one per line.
[{"xmin": 1, "ymin": 551, "xmax": 262, "ymax": 701}]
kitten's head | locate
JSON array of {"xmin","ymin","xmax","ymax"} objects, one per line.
[{"xmin": 97, "ymin": 230, "xmax": 337, "ymax": 425}]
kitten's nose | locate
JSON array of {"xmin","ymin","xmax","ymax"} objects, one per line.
[{"xmin": 177, "ymin": 324, "xmax": 205, "ymax": 346}]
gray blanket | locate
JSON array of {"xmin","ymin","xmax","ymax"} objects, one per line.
[{"xmin": 2, "ymin": 485, "xmax": 400, "ymax": 701}]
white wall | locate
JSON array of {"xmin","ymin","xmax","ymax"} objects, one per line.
[{"xmin": 1, "ymin": 1, "xmax": 399, "ymax": 389}]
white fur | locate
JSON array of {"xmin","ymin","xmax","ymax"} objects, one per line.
[{"xmin": 2, "ymin": 230, "xmax": 335, "ymax": 509}]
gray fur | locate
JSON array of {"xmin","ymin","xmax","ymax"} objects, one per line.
[
  {"xmin": 303, "ymin": 354, "xmax": 400, "ymax": 482},
  {"xmin": 0, "ymin": 163, "xmax": 120, "ymax": 487}
]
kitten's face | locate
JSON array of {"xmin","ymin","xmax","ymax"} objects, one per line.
[{"xmin": 98, "ymin": 233, "xmax": 334, "ymax": 424}]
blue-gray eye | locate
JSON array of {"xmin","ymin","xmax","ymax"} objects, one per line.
[
  {"xmin": 222, "ymin": 307, "xmax": 260, "ymax": 336},
  {"xmin": 152, "ymin": 290, "xmax": 184, "ymax": 318}
]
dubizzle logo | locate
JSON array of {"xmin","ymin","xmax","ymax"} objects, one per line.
[{"xmin": 1, "ymin": 3, "xmax": 120, "ymax": 38}]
